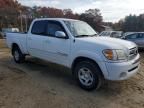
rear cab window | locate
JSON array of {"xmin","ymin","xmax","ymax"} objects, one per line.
[{"xmin": 31, "ymin": 20, "xmax": 48, "ymax": 35}]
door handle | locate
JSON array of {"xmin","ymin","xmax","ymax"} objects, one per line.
[
  {"xmin": 45, "ymin": 40, "xmax": 50, "ymax": 43},
  {"xmin": 28, "ymin": 37, "xmax": 32, "ymax": 40}
]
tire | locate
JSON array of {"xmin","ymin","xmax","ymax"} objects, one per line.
[
  {"xmin": 74, "ymin": 60, "xmax": 103, "ymax": 91},
  {"xmin": 12, "ymin": 46, "xmax": 25, "ymax": 63}
]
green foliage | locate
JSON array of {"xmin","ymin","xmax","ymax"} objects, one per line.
[
  {"xmin": 0, "ymin": 0, "xmax": 20, "ymax": 30},
  {"xmin": 0, "ymin": 0, "xmax": 103, "ymax": 32},
  {"xmin": 113, "ymin": 14, "xmax": 144, "ymax": 32},
  {"xmin": 80, "ymin": 9, "xmax": 103, "ymax": 32}
]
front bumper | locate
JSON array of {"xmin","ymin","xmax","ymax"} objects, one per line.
[{"xmin": 105, "ymin": 54, "xmax": 140, "ymax": 80}]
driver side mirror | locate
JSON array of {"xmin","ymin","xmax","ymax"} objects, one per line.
[{"xmin": 55, "ymin": 31, "xmax": 67, "ymax": 39}]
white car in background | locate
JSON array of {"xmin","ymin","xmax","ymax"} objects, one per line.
[
  {"xmin": 99, "ymin": 31, "xmax": 123, "ymax": 38},
  {"xmin": 1, "ymin": 28, "xmax": 19, "ymax": 38}
]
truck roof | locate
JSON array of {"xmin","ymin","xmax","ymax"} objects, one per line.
[{"xmin": 33, "ymin": 18, "xmax": 80, "ymax": 22}]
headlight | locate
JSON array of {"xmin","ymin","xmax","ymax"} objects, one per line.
[
  {"xmin": 103, "ymin": 49, "xmax": 127, "ymax": 61},
  {"xmin": 116, "ymin": 49, "xmax": 127, "ymax": 60}
]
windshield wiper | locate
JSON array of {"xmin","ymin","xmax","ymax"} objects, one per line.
[
  {"xmin": 89, "ymin": 34, "xmax": 97, "ymax": 37},
  {"xmin": 75, "ymin": 35, "xmax": 90, "ymax": 38},
  {"xmin": 75, "ymin": 34, "xmax": 97, "ymax": 38}
]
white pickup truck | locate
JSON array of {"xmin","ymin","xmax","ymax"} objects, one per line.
[{"xmin": 6, "ymin": 18, "xmax": 140, "ymax": 90}]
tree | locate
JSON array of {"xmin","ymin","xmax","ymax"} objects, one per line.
[
  {"xmin": 0, "ymin": 1, "xmax": 103, "ymax": 33},
  {"xmin": 0, "ymin": 0, "xmax": 21, "ymax": 30},
  {"xmin": 63, "ymin": 9, "xmax": 79, "ymax": 19},
  {"xmin": 80, "ymin": 9, "xmax": 103, "ymax": 32},
  {"xmin": 112, "ymin": 14, "xmax": 144, "ymax": 32},
  {"xmin": 37, "ymin": 7, "xmax": 64, "ymax": 18}
]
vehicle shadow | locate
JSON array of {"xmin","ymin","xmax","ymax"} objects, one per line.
[
  {"xmin": 21, "ymin": 58, "xmax": 129, "ymax": 94},
  {"xmin": 23, "ymin": 57, "xmax": 76, "ymax": 85},
  {"xmin": 0, "ymin": 56, "xmax": 138, "ymax": 98}
]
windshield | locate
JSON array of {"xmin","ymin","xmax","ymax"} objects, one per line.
[
  {"xmin": 64, "ymin": 20, "xmax": 97, "ymax": 37},
  {"xmin": 111, "ymin": 32, "xmax": 122, "ymax": 38},
  {"xmin": 99, "ymin": 32, "xmax": 111, "ymax": 36}
]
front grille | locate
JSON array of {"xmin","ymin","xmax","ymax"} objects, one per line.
[{"xmin": 128, "ymin": 47, "xmax": 138, "ymax": 60}]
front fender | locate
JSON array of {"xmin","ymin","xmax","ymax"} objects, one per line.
[
  {"xmin": 70, "ymin": 50, "xmax": 109, "ymax": 78},
  {"xmin": 71, "ymin": 50, "xmax": 103, "ymax": 63}
]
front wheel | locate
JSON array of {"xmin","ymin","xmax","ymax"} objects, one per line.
[
  {"xmin": 74, "ymin": 60, "xmax": 103, "ymax": 91},
  {"xmin": 12, "ymin": 46, "xmax": 25, "ymax": 63}
]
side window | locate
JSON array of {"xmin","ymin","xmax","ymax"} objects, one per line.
[
  {"xmin": 102, "ymin": 32, "xmax": 105, "ymax": 35},
  {"xmin": 137, "ymin": 33, "xmax": 144, "ymax": 38},
  {"xmin": 111, "ymin": 32, "xmax": 117, "ymax": 37},
  {"xmin": 46, "ymin": 21, "xmax": 65, "ymax": 37},
  {"xmin": 100, "ymin": 32, "xmax": 105, "ymax": 36},
  {"xmin": 126, "ymin": 34, "xmax": 137, "ymax": 39},
  {"xmin": 101, "ymin": 32, "xmax": 108, "ymax": 36},
  {"xmin": 103, "ymin": 32, "xmax": 106, "ymax": 35},
  {"xmin": 31, "ymin": 20, "xmax": 47, "ymax": 35},
  {"xmin": 106, "ymin": 32, "xmax": 110, "ymax": 36}
]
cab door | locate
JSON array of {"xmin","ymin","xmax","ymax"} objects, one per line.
[
  {"xmin": 43, "ymin": 20, "xmax": 71, "ymax": 66},
  {"xmin": 27, "ymin": 20, "xmax": 48, "ymax": 58}
]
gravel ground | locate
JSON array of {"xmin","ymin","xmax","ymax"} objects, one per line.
[{"xmin": 0, "ymin": 39, "xmax": 144, "ymax": 108}]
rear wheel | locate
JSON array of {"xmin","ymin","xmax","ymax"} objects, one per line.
[
  {"xmin": 74, "ymin": 60, "xmax": 103, "ymax": 91},
  {"xmin": 12, "ymin": 46, "xmax": 25, "ymax": 63}
]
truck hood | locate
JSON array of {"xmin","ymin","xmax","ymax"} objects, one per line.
[{"xmin": 75, "ymin": 37, "xmax": 136, "ymax": 50}]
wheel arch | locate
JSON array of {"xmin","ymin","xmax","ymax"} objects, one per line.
[
  {"xmin": 11, "ymin": 43, "xmax": 19, "ymax": 55},
  {"xmin": 71, "ymin": 56, "xmax": 104, "ymax": 77}
]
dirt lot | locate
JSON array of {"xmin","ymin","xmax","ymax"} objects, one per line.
[{"xmin": 0, "ymin": 39, "xmax": 144, "ymax": 108}]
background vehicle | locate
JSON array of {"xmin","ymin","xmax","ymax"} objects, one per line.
[
  {"xmin": 122, "ymin": 32, "xmax": 136, "ymax": 37},
  {"xmin": 123, "ymin": 32, "xmax": 144, "ymax": 49},
  {"xmin": 99, "ymin": 31, "xmax": 123, "ymax": 38},
  {"xmin": 1, "ymin": 28, "xmax": 19, "ymax": 38},
  {"xmin": 6, "ymin": 18, "xmax": 140, "ymax": 91},
  {"xmin": 0, "ymin": 32, "xmax": 3, "ymax": 39}
]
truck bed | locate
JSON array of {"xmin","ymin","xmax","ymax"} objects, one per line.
[{"xmin": 6, "ymin": 33, "xmax": 28, "ymax": 54}]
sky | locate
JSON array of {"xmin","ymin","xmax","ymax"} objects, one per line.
[{"xmin": 18, "ymin": 0, "xmax": 144, "ymax": 22}]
